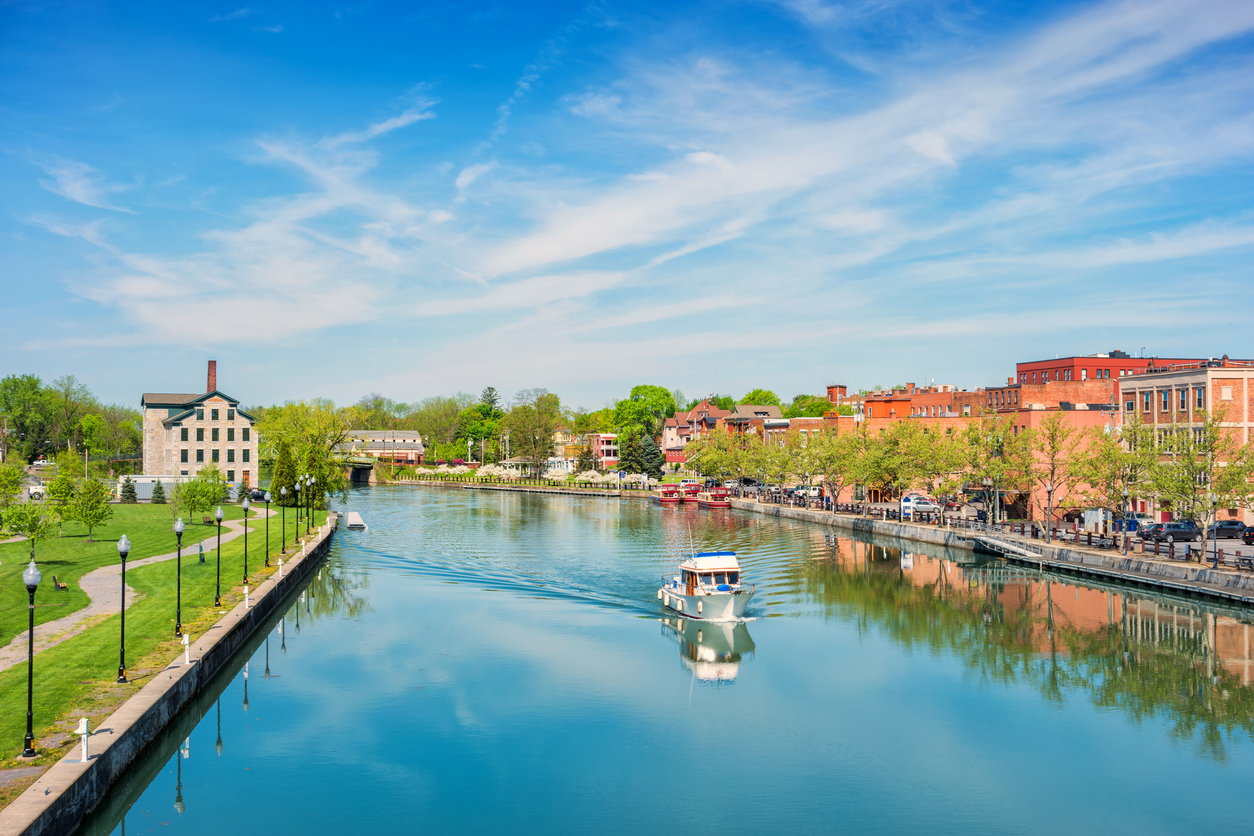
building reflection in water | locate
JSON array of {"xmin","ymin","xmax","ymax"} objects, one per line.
[
  {"xmin": 660, "ymin": 616, "xmax": 755, "ymax": 684},
  {"xmin": 801, "ymin": 533, "xmax": 1254, "ymax": 759}
]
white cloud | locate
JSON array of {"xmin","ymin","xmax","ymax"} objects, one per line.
[
  {"xmin": 454, "ymin": 161, "xmax": 496, "ymax": 201},
  {"xmin": 567, "ymin": 92, "xmax": 622, "ymax": 118},
  {"xmin": 416, "ymin": 272, "xmax": 624, "ymax": 317},
  {"xmin": 209, "ymin": 8, "xmax": 255, "ymax": 22},
  {"xmin": 36, "ymin": 158, "xmax": 135, "ymax": 213}
]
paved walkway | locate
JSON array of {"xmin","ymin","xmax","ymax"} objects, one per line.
[{"xmin": 0, "ymin": 510, "xmax": 276, "ymax": 674}]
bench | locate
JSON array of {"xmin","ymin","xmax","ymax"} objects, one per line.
[
  {"xmin": 203, "ymin": 516, "xmax": 215, "ymax": 525},
  {"xmin": 52, "ymin": 575, "xmax": 68, "ymax": 591}
]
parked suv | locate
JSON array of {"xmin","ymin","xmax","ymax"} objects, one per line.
[
  {"xmin": 1206, "ymin": 520, "xmax": 1246, "ymax": 539},
  {"xmin": 1244, "ymin": 528, "xmax": 1254, "ymax": 546},
  {"xmin": 1148, "ymin": 521, "xmax": 1202, "ymax": 543}
]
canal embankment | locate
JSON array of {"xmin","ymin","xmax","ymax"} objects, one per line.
[
  {"xmin": 0, "ymin": 518, "xmax": 338, "ymax": 836},
  {"xmin": 731, "ymin": 498, "xmax": 1254, "ymax": 605}
]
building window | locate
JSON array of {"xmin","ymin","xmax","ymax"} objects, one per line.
[
  {"xmin": 1032, "ymin": 372, "xmax": 1037, "ymax": 383},
  {"xmin": 227, "ymin": 449, "xmax": 235, "ymax": 463},
  {"xmin": 227, "ymin": 470, "xmax": 235, "ymax": 483},
  {"xmin": 1196, "ymin": 388, "xmax": 1204, "ymax": 409},
  {"xmin": 212, "ymin": 449, "xmax": 220, "ymax": 462},
  {"xmin": 197, "ymin": 449, "xmax": 204, "ymax": 462},
  {"xmin": 196, "ymin": 428, "xmax": 204, "ymax": 442},
  {"xmin": 242, "ymin": 428, "xmax": 250, "ymax": 442},
  {"xmin": 212, "ymin": 428, "xmax": 219, "ymax": 442},
  {"xmin": 1125, "ymin": 400, "xmax": 1134, "ymax": 411},
  {"xmin": 196, "ymin": 409, "xmax": 204, "ymax": 420},
  {"xmin": 1081, "ymin": 369, "xmax": 1087, "ymax": 380},
  {"xmin": 180, "ymin": 428, "xmax": 188, "ymax": 441},
  {"xmin": 1161, "ymin": 391, "xmax": 1170, "ymax": 411},
  {"xmin": 211, "ymin": 409, "xmax": 219, "ymax": 421},
  {"xmin": 1143, "ymin": 392, "xmax": 1151, "ymax": 412},
  {"xmin": 963, "ymin": 405, "xmax": 970, "ymax": 417},
  {"xmin": 243, "ymin": 449, "xmax": 250, "ymax": 463},
  {"xmin": 227, "ymin": 428, "xmax": 234, "ymax": 442},
  {"xmin": 227, "ymin": 409, "xmax": 235, "ymax": 421},
  {"xmin": 243, "ymin": 470, "xmax": 250, "ymax": 486},
  {"xmin": 1178, "ymin": 390, "xmax": 1186, "ymax": 411},
  {"xmin": 180, "ymin": 470, "xmax": 188, "ymax": 476},
  {"xmin": 181, "ymin": 449, "xmax": 188, "ymax": 463}
]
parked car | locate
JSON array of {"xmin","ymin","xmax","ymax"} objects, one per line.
[
  {"xmin": 905, "ymin": 497, "xmax": 940, "ymax": 513},
  {"xmin": 1244, "ymin": 528, "xmax": 1254, "ymax": 546},
  {"xmin": 723, "ymin": 480, "xmax": 738, "ymax": 490},
  {"xmin": 1148, "ymin": 521, "xmax": 1202, "ymax": 543},
  {"xmin": 250, "ymin": 489, "xmax": 266, "ymax": 501},
  {"xmin": 1206, "ymin": 520, "xmax": 1246, "ymax": 539},
  {"xmin": 1143, "ymin": 523, "xmax": 1165, "ymax": 541}
]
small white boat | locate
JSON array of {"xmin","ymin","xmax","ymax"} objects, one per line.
[
  {"xmin": 345, "ymin": 511, "xmax": 368, "ymax": 531},
  {"xmin": 657, "ymin": 550, "xmax": 754, "ymax": 621}
]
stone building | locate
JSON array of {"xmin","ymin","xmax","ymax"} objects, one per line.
[{"xmin": 141, "ymin": 361, "xmax": 260, "ymax": 486}]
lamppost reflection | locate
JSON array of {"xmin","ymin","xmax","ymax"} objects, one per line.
[
  {"xmin": 242, "ymin": 662, "xmax": 249, "ymax": 712},
  {"xmin": 214, "ymin": 697, "xmax": 223, "ymax": 756},
  {"xmin": 174, "ymin": 737, "xmax": 188, "ymax": 814}
]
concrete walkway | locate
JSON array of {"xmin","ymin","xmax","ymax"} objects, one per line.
[{"xmin": 0, "ymin": 510, "xmax": 275, "ymax": 675}]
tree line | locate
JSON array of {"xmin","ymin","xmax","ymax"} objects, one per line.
[
  {"xmin": 0, "ymin": 373, "xmax": 142, "ymax": 467},
  {"xmin": 685, "ymin": 409, "xmax": 1254, "ymax": 526}
]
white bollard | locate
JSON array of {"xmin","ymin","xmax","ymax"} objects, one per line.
[
  {"xmin": 244, "ymin": 585, "xmax": 250, "ymax": 608},
  {"xmin": 77, "ymin": 718, "xmax": 89, "ymax": 762},
  {"xmin": 183, "ymin": 632, "xmax": 191, "ymax": 665},
  {"xmin": 278, "ymin": 558, "xmax": 283, "ymax": 577}
]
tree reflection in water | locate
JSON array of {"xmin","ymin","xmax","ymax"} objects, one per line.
[
  {"xmin": 795, "ymin": 534, "xmax": 1254, "ymax": 761},
  {"xmin": 290, "ymin": 557, "xmax": 373, "ymax": 623}
]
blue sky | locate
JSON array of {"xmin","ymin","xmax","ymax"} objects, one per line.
[{"xmin": 3, "ymin": 0, "xmax": 1253, "ymax": 410}]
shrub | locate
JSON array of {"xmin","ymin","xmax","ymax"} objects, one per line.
[
  {"xmin": 119, "ymin": 476, "xmax": 138, "ymax": 504},
  {"xmin": 150, "ymin": 480, "xmax": 167, "ymax": 504}
]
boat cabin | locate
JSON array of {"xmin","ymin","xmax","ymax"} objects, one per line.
[{"xmin": 679, "ymin": 551, "xmax": 741, "ymax": 594}]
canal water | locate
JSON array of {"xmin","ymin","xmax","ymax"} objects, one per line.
[{"xmin": 83, "ymin": 487, "xmax": 1254, "ymax": 834}]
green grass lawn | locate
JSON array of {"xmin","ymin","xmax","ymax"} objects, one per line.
[
  {"xmin": 0, "ymin": 504, "xmax": 251, "ymax": 646},
  {"xmin": 0, "ymin": 508, "xmax": 325, "ymax": 779}
]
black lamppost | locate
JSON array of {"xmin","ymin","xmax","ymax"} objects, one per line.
[
  {"xmin": 306, "ymin": 476, "xmax": 315, "ymax": 534},
  {"xmin": 294, "ymin": 478, "xmax": 303, "ymax": 535},
  {"xmin": 213, "ymin": 506, "xmax": 223, "ymax": 608},
  {"xmin": 264, "ymin": 491, "xmax": 272, "ymax": 566},
  {"xmin": 117, "ymin": 534, "xmax": 131, "ymax": 683},
  {"xmin": 241, "ymin": 497, "xmax": 250, "ymax": 582},
  {"xmin": 22, "ymin": 559, "xmax": 40, "ymax": 757},
  {"xmin": 279, "ymin": 487, "xmax": 287, "ymax": 554},
  {"xmin": 1045, "ymin": 481, "xmax": 1054, "ymax": 545},
  {"xmin": 174, "ymin": 518, "xmax": 185, "ymax": 637}
]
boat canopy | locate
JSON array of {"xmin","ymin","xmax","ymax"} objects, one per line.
[{"xmin": 682, "ymin": 551, "xmax": 740, "ymax": 571}]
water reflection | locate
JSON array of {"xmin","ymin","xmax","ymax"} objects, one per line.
[
  {"xmin": 800, "ymin": 532, "xmax": 1254, "ymax": 760},
  {"xmin": 660, "ymin": 616, "xmax": 756, "ymax": 683}
]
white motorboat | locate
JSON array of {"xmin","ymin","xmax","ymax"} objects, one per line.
[{"xmin": 657, "ymin": 550, "xmax": 754, "ymax": 621}]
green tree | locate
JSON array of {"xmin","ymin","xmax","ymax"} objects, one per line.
[
  {"xmin": 962, "ymin": 416, "xmax": 1033, "ymax": 524},
  {"xmin": 119, "ymin": 475, "xmax": 138, "ymax": 504},
  {"xmin": 576, "ymin": 444, "xmax": 598, "ymax": 473},
  {"xmin": 616, "ymin": 430, "xmax": 646, "ymax": 475},
  {"xmin": 502, "ymin": 390, "xmax": 563, "ymax": 477},
  {"xmin": 150, "ymin": 480, "xmax": 167, "ymax": 504},
  {"xmin": 48, "ymin": 374, "xmax": 94, "ymax": 453},
  {"xmin": 640, "ymin": 435, "xmax": 666, "ymax": 480},
  {"xmin": 613, "ymin": 385, "xmax": 676, "ymax": 437},
  {"xmin": 1024, "ymin": 411, "xmax": 1085, "ymax": 524},
  {"xmin": 811, "ymin": 431, "xmax": 858, "ymax": 509},
  {"xmin": 480, "ymin": 386, "xmax": 501, "ymax": 412},
  {"xmin": 45, "ymin": 471, "xmax": 76, "ymax": 536},
  {"xmin": 272, "ymin": 440, "xmax": 298, "ymax": 506},
  {"xmin": 0, "ymin": 373, "xmax": 54, "ymax": 461},
  {"xmin": 739, "ymin": 389, "xmax": 781, "ymax": 407},
  {"xmin": 1151, "ymin": 408, "xmax": 1253, "ymax": 532},
  {"xmin": 784, "ymin": 394, "xmax": 831, "ymax": 418},
  {"xmin": 1076, "ymin": 412, "xmax": 1158, "ymax": 522},
  {"xmin": 0, "ymin": 464, "xmax": 24, "ymax": 508},
  {"xmin": 179, "ymin": 466, "xmax": 227, "ymax": 519},
  {"xmin": 1, "ymin": 502, "xmax": 55, "ymax": 562},
  {"xmin": 67, "ymin": 478, "xmax": 113, "ymax": 541}
]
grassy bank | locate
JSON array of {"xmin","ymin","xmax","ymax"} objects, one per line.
[{"xmin": 0, "ymin": 507, "xmax": 325, "ymax": 805}]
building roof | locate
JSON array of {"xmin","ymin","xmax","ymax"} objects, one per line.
[
  {"xmin": 728, "ymin": 404, "xmax": 783, "ymax": 420},
  {"xmin": 142, "ymin": 390, "xmax": 242, "ymax": 408}
]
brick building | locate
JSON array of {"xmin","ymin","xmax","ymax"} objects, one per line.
[
  {"xmin": 141, "ymin": 361, "xmax": 260, "ymax": 487},
  {"xmin": 661, "ymin": 398, "xmax": 732, "ymax": 463}
]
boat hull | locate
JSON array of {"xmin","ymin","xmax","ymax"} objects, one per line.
[
  {"xmin": 658, "ymin": 587, "xmax": 753, "ymax": 621},
  {"xmin": 696, "ymin": 499, "xmax": 730, "ymax": 508},
  {"xmin": 651, "ymin": 495, "xmax": 681, "ymax": 504}
]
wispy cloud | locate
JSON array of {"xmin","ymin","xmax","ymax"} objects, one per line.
[
  {"xmin": 35, "ymin": 158, "xmax": 135, "ymax": 213},
  {"xmin": 209, "ymin": 8, "xmax": 255, "ymax": 22}
]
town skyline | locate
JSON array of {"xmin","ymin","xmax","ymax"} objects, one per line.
[{"xmin": 3, "ymin": 0, "xmax": 1254, "ymax": 407}]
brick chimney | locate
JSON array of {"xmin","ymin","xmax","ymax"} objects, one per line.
[{"xmin": 207, "ymin": 360, "xmax": 217, "ymax": 393}]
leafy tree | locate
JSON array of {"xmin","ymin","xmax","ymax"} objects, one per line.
[
  {"xmin": 480, "ymin": 386, "xmax": 501, "ymax": 412},
  {"xmin": 1075, "ymin": 412, "xmax": 1157, "ymax": 521},
  {"xmin": 811, "ymin": 431, "xmax": 858, "ymax": 508},
  {"xmin": 271, "ymin": 440, "xmax": 297, "ymax": 506},
  {"xmin": 784, "ymin": 394, "xmax": 831, "ymax": 418},
  {"xmin": 256, "ymin": 400, "xmax": 351, "ymax": 502},
  {"xmin": 739, "ymin": 389, "xmax": 781, "ymax": 407},
  {"xmin": 119, "ymin": 475, "xmax": 138, "ymax": 504},
  {"xmin": 502, "ymin": 390, "xmax": 562, "ymax": 477},
  {"xmin": 67, "ymin": 478, "xmax": 113, "ymax": 541},
  {"xmin": 1023, "ymin": 411, "xmax": 1084, "ymax": 523},
  {"xmin": 0, "ymin": 464, "xmax": 24, "ymax": 508},
  {"xmin": 1, "ymin": 502, "xmax": 55, "ymax": 562},
  {"xmin": 575, "ymin": 444, "xmax": 598, "ymax": 473},
  {"xmin": 150, "ymin": 480, "xmax": 167, "ymax": 504},
  {"xmin": 640, "ymin": 435, "xmax": 666, "ymax": 480},
  {"xmin": 180, "ymin": 466, "xmax": 227, "ymax": 519},
  {"xmin": 1151, "ymin": 408, "xmax": 1253, "ymax": 529},
  {"xmin": 48, "ymin": 374, "xmax": 95, "ymax": 452},
  {"xmin": 962, "ymin": 416, "xmax": 1033, "ymax": 524},
  {"xmin": 710, "ymin": 395, "xmax": 736, "ymax": 411},
  {"xmin": 0, "ymin": 373, "xmax": 53, "ymax": 461},
  {"xmin": 45, "ymin": 471, "xmax": 76, "ymax": 536},
  {"xmin": 613, "ymin": 385, "xmax": 676, "ymax": 437}
]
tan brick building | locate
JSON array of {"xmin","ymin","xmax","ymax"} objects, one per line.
[{"xmin": 141, "ymin": 361, "xmax": 260, "ymax": 487}]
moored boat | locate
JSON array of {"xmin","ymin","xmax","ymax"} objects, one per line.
[
  {"xmin": 652, "ymin": 484, "xmax": 682, "ymax": 504},
  {"xmin": 658, "ymin": 550, "xmax": 754, "ymax": 621},
  {"xmin": 679, "ymin": 483, "xmax": 702, "ymax": 503},
  {"xmin": 696, "ymin": 487, "xmax": 731, "ymax": 508}
]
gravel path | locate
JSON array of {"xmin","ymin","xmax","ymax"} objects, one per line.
[{"xmin": 0, "ymin": 510, "xmax": 276, "ymax": 674}]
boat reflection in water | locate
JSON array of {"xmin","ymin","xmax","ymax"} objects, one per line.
[{"xmin": 660, "ymin": 615, "xmax": 756, "ymax": 683}]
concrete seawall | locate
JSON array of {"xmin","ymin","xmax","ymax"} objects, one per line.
[
  {"xmin": 730, "ymin": 499, "xmax": 1254, "ymax": 604},
  {"xmin": 0, "ymin": 519, "xmax": 338, "ymax": 836}
]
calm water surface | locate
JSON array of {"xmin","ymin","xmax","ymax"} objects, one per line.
[{"xmin": 83, "ymin": 487, "xmax": 1254, "ymax": 834}]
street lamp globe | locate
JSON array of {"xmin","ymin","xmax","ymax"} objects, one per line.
[
  {"xmin": 118, "ymin": 534, "xmax": 131, "ymax": 559},
  {"xmin": 265, "ymin": 491, "xmax": 271, "ymax": 503},
  {"xmin": 242, "ymin": 498, "xmax": 250, "ymax": 514},
  {"xmin": 174, "ymin": 518, "xmax": 185, "ymax": 537},
  {"xmin": 23, "ymin": 560, "xmax": 41, "ymax": 592},
  {"xmin": 215, "ymin": 506, "xmax": 223, "ymax": 523}
]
